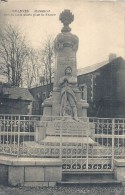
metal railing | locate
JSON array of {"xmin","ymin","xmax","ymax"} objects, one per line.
[
  {"xmin": 0, "ymin": 115, "xmax": 41, "ymax": 156},
  {"xmin": 0, "ymin": 115, "xmax": 125, "ymax": 172}
]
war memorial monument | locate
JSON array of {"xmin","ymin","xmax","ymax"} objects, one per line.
[{"xmin": 35, "ymin": 9, "xmax": 95, "ymax": 146}]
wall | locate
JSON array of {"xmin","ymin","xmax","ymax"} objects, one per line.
[
  {"xmin": 0, "ymin": 164, "xmax": 8, "ymax": 185},
  {"xmin": 30, "ymin": 83, "xmax": 53, "ymax": 115},
  {"xmin": 0, "ymin": 156, "xmax": 62, "ymax": 187},
  {"xmin": 0, "ymin": 99, "xmax": 32, "ymax": 115}
]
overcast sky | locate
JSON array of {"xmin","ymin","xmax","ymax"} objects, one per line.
[{"xmin": 0, "ymin": 0, "xmax": 125, "ymax": 69}]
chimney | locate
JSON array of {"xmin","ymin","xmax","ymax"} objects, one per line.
[{"xmin": 109, "ymin": 53, "xmax": 117, "ymax": 62}]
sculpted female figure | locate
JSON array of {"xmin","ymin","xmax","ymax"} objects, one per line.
[{"xmin": 59, "ymin": 66, "xmax": 78, "ymax": 119}]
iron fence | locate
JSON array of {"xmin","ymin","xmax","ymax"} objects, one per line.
[
  {"xmin": 0, "ymin": 115, "xmax": 125, "ymax": 172},
  {"xmin": 0, "ymin": 114, "xmax": 41, "ymax": 156}
]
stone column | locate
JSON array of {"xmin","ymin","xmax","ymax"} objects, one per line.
[
  {"xmin": 43, "ymin": 9, "xmax": 89, "ymax": 117},
  {"xmin": 53, "ymin": 10, "xmax": 79, "ymax": 90}
]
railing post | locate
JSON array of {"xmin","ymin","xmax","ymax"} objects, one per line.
[
  {"xmin": 60, "ymin": 121, "xmax": 62, "ymax": 159},
  {"xmin": 17, "ymin": 115, "xmax": 20, "ymax": 157},
  {"xmin": 86, "ymin": 118, "xmax": 89, "ymax": 171},
  {"xmin": 112, "ymin": 118, "xmax": 115, "ymax": 170},
  {"xmin": 0, "ymin": 117, "xmax": 2, "ymax": 145},
  {"xmin": 3, "ymin": 115, "xmax": 5, "ymax": 144}
]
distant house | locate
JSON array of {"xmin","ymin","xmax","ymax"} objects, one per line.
[
  {"xmin": 0, "ymin": 85, "xmax": 34, "ymax": 115},
  {"xmin": 77, "ymin": 55, "xmax": 125, "ymax": 118},
  {"xmin": 29, "ymin": 83, "xmax": 52, "ymax": 115},
  {"xmin": 30, "ymin": 55, "xmax": 125, "ymax": 118}
]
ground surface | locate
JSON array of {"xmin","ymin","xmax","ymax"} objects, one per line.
[{"xmin": 0, "ymin": 185, "xmax": 124, "ymax": 195}]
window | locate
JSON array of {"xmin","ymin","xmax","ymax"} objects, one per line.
[{"xmin": 79, "ymin": 84, "xmax": 87, "ymax": 100}]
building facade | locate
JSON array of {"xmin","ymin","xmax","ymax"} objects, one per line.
[
  {"xmin": 0, "ymin": 85, "xmax": 34, "ymax": 115},
  {"xmin": 30, "ymin": 56, "xmax": 125, "ymax": 118},
  {"xmin": 77, "ymin": 56, "xmax": 125, "ymax": 117}
]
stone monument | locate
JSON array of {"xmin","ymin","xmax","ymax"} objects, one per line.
[
  {"xmin": 35, "ymin": 10, "xmax": 95, "ymax": 146},
  {"xmin": 42, "ymin": 9, "xmax": 89, "ymax": 118}
]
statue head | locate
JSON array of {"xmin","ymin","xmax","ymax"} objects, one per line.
[{"xmin": 65, "ymin": 66, "xmax": 72, "ymax": 76}]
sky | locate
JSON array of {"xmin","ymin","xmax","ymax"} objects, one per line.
[{"xmin": 0, "ymin": 0, "xmax": 125, "ymax": 69}]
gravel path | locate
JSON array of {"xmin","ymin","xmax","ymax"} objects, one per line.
[{"xmin": 0, "ymin": 185, "xmax": 124, "ymax": 195}]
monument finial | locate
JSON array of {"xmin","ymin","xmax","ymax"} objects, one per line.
[{"xmin": 59, "ymin": 9, "xmax": 74, "ymax": 33}]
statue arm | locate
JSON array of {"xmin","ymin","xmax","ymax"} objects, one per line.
[
  {"xmin": 59, "ymin": 76, "xmax": 77, "ymax": 86},
  {"xmin": 58, "ymin": 76, "xmax": 67, "ymax": 86},
  {"xmin": 68, "ymin": 77, "xmax": 77, "ymax": 84}
]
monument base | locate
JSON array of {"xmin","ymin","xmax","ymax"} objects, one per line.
[
  {"xmin": 41, "ymin": 135, "xmax": 96, "ymax": 145},
  {"xmin": 33, "ymin": 117, "xmax": 97, "ymax": 158},
  {"xmin": 36, "ymin": 117, "xmax": 94, "ymax": 139},
  {"xmin": 23, "ymin": 133, "xmax": 97, "ymax": 159},
  {"xmin": 0, "ymin": 155, "xmax": 62, "ymax": 187}
]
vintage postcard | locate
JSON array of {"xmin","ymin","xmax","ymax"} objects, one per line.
[{"xmin": 0, "ymin": 0, "xmax": 125, "ymax": 194}]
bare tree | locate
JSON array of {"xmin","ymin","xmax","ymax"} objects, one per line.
[
  {"xmin": 0, "ymin": 25, "xmax": 28, "ymax": 86},
  {"xmin": 0, "ymin": 26, "xmax": 55, "ymax": 88},
  {"xmin": 39, "ymin": 35, "xmax": 55, "ymax": 91},
  {"xmin": 22, "ymin": 48, "xmax": 42, "ymax": 88},
  {"xmin": 22, "ymin": 35, "xmax": 55, "ymax": 89}
]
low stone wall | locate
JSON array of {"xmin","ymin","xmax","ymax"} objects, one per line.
[
  {"xmin": 114, "ymin": 159, "xmax": 125, "ymax": 185},
  {"xmin": 0, "ymin": 155, "xmax": 62, "ymax": 187},
  {"xmin": 0, "ymin": 164, "xmax": 8, "ymax": 185}
]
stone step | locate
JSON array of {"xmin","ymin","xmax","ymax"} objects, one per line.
[
  {"xmin": 62, "ymin": 172, "xmax": 114, "ymax": 180},
  {"xmin": 46, "ymin": 130, "xmax": 87, "ymax": 136},
  {"xmin": 57, "ymin": 180, "xmax": 122, "ymax": 186},
  {"xmin": 57, "ymin": 172, "xmax": 122, "ymax": 186}
]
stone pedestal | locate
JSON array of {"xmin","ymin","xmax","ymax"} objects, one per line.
[
  {"xmin": 35, "ymin": 121, "xmax": 46, "ymax": 142},
  {"xmin": 35, "ymin": 117, "xmax": 96, "ymax": 148}
]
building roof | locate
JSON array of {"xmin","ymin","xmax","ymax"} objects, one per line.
[
  {"xmin": 2, "ymin": 86, "xmax": 34, "ymax": 101},
  {"xmin": 77, "ymin": 60, "xmax": 109, "ymax": 76}
]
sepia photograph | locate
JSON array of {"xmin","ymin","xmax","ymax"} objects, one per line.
[{"xmin": 0, "ymin": 0, "xmax": 125, "ymax": 194}]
